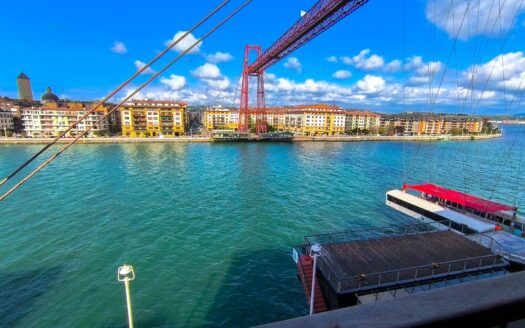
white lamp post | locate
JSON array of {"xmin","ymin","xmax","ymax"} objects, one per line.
[
  {"xmin": 309, "ymin": 244, "xmax": 321, "ymax": 316},
  {"xmin": 118, "ymin": 264, "xmax": 136, "ymax": 328}
]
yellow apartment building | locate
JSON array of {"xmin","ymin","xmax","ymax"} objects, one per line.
[
  {"xmin": 203, "ymin": 106, "xmax": 239, "ymax": 130},
  {"xmin": 121, "ymin": 100, "xmax": 187, "ymax": 137}
]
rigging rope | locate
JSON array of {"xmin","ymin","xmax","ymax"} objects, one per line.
[
  {"xmin": 0, "ymin": 0, "xmax": 232, "ymax": 190},
  {"xmin": 0, "ymin": 0, "xmax": 253, "ymax": 202}
]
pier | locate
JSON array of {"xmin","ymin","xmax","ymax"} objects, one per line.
[{"xmin": 295, "ymin": 223, "xmax": 510, "ymax": 309}]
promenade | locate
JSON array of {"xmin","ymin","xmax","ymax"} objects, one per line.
[{"xmin": 0, "ymin": 134, "xmax": 502, "ymax": 144}]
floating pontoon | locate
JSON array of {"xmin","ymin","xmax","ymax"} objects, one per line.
[
  {"xmin": 386, "ymin": 184, "xmax": 525, "ymax": 265},
  {"xmin": 293, "ymin": 223, "xmax": 510, "ymax": 311}
]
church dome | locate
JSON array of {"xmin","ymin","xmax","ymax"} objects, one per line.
[{"xmin": 41, "ymin": 87, "xmax": 59, "ymax": 102}]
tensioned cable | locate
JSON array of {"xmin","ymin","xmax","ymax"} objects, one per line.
[
  {"xmin": 0, "ymin": 0, "xmax": 253, "ymax": 202},
  {"xmin": 438, "ymin": 0, "xmax": 508, "ymax": 192},
  {"xmin": 450, "ymin": 0, "xmax": 525, "ymax": 208},
  {"xmin": 0, "ymin": 0, "xmax": 231, "ymax": 189},
  {"xmin": 405, "ymin": 0, "xmax": 472, "ymax": 183}
]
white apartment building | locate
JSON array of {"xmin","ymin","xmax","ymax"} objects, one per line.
[
  {"xmin": 21, "ymin": 102, "xmax": 110, "ymax": 137},
  {"xmin": 345, "ymin": 110, "xmax": 381, "ymax": 130}
]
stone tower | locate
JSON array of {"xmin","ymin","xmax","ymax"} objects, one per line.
[{"xmin": 17, "ymin": 72, "xmax": 33, "ymax": 101}]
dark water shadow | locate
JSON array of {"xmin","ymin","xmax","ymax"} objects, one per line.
[
  {"xmin": 0, "ymin": 266, "xmax": 63, "ymax": 327},
  {"xmin": 110, "ymin": 317, "xmax": 171, "ymax": 328},
  {"xmin": 202, "ymin": 249, "xmax": 306, "ymax": 328}
]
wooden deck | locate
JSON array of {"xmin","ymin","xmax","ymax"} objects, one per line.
[{"xmin": 319, "ymin": 231, "xmax": 505, "ymax": 293}]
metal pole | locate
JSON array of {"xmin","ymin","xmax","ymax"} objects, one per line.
[
  {"xmin": 309, "ymin": 244, "xmax": 321, "ymax": 316},
  {"xmin": 118, "ymin": 265, "xmax": 135, "ymax": 328},
  {"xmin": 124, "ymin": 278, "xmax": 133, "ymax": 328},
  {"xmin": 4, "ymin": 127, "xmax": 7, "ymax": 139},
  {"xmin": 309, "ymin": 254, "xmax": 317, "ymax": 315}
]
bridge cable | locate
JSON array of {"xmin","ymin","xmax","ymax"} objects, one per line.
[
  {"xmin": 0, "ymin": 0, "xmax": 232, "ymax": 189},
  {"xmin": 0, "ymin": 0, "xmax": 253, "ymax": 202}
]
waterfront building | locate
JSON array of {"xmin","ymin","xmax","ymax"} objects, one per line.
[
  {"xmin": 265, "ymin": 107, "xmax": 287, "ymax": 131},
  {"xmin": 120, "ymin": 100, "xmax": 187, "ymax": 137},
  {"xmin": 0, "ymin": 97, "xmax": 19, "ymax": 116},
  {"xmin": 17, "ymin": 72, "xmax": 33, "ymax": 101},
  {"xmin": 203, "ymin": 106, "xmax": 239, "ymax": 130},
  {"xmin": 21, "ymin": 102, "xmax": 111, "ymax": 137},
  {"xmin": 204, "ymin": 104, "xmax": 364, "ymax": 135},
  {"xmin": 283, "ymin": 104, "xmax": 346, "ymax": 136},
  {"xmin": 0, "ymin": 110, "xmax": 14, "ymax": 132},
  {"xmin": 344, "ymin": 110, "xmax": 380, "ymax": 131},
  {"xmin": 442, "ymin": 115, "xmax": 484, "ymax": 133},
  {"xmin": 380, "ymin": 113, "xmax": 484, "ymax": 135}
]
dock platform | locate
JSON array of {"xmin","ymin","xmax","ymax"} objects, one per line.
[
  {"xmin": 296, "ymin": 224, "xmax": 510, "ymax": 309},
  {"xmin": 319, "ymin": 230, "xmax": 505, "ymax": 294}
]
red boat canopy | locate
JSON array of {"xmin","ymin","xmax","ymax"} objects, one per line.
[{"xmin": 404, "ymin": 183, "xmax": 518, "ymax": 213}]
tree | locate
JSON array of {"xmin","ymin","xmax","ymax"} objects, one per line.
[
  {"xmin": 0, "ymin": 129, "xmax": 14, "ymax": 137},
  {"xmin": 395, "ymin": 126, "xmax": 405, "ymax": 134},
  {"xmin": 449, "ymin": 127, "xmax": 462, "ymax": 136}
]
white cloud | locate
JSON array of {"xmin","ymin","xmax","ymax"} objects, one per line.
[
  {"xmin": 165, "ymin": 31, "xmax": 201, "ymax": 54},
  {"xmin": 265, "ymin": 73, "xmax": 277, "ymax": 81},
  {"xmin": 384, "ymin": 60, "xmax": 402, "ymax": 73},
  {"xmin": 426, "ymin": 0, "xmax": 525, "ymax": 40},
  {"xmin": 461, "ymin": 51, "xmax": 525, "ymax": 91},
  {"xmin": 125, "ymin": 50, "xmax": 519, "ymax": 111},
  {"xmin": 356, "ymin": 75, "xmax": 386, "ymax": 94},
  {"xmin": 160, "ymin": 74, "xmax": 186, "ymax": 90},
  {"xmin": 205, "ymin": 77, "xmax": 231, "ymax": 90},
  {"xmin": 405, "ymin": 56, "xmax": 443, "ymax": 85},
  {"xmin": 332, "ymin": 70, "xmax": 352, "ymax": 79},
  {"xmin": 206, "ymin": 51, "xmax": 234, "ymax": 63},
  {"xmin": 191, "ymin": 63, "xmax": 221, "ymax": 79},
  {"xmin": 134, "ymin": 60, "xmax": 156, "ymax": 75},
  {"xmin": 342, "ymin": 49, "xmax": 385, "ymax": 71},
  {"xmin": 111, "ymin": 41, "xmax": 128, "ymax": 54},
  {"xmin": 191, "ymin": 63, "xmax": 232, "ymax": 91},
  {"xmin": 327, "ymin": 56, "xmax": 338, "ymax": 63},
  {"xmin": 283, "ymin": 57, "xmax": 302, "ymax": 72}
]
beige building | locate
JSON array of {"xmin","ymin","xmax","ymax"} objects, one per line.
[
  {"xmin": 17, "ymin": 72, "xmax": 33, "ymax": 101},
  {"xmin": 203, "ymin": 104, "xmax": 378, "ymax": 135},
  {"xmin": 345, "ymin": 110, "xmax": 380, "ymax": 131},
  {"xmin": 380, "ymin": 113, "xmax": 484, "ymax": 135},
  {"xmin": 203, "ymin": 106, "xmax": 239, "ymax": 130},
  {"xmin": 283, "ymin": 105, "xmax": 346, "ymax": 136},
  {"xmin": 121, "ymin": 100, "xmax": 187, "ymax": 137}
]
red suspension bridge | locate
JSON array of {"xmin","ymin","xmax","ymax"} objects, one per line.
[
  {"xmin": 0, "ymin": 0, "xmax": 370, "ymax": 200},
  {"xmin": 239, "ymin": 0, "xmax": 370, "ymax": 133}
]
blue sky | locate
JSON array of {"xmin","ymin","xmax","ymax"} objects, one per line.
[{"xmin": 1, "ymin": 0, "xmax": 525, "ymax": 114}]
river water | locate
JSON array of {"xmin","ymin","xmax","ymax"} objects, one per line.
[{"xmin": 0, "ymin": 125, "xmax": 524, "ymax": 327}]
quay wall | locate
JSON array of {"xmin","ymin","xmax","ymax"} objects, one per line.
[{"xmin": 0, "ymin": 134, "xmax": 502, "ymax": 145}]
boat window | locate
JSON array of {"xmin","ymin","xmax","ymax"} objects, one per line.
[{"xmin": 386, "ymin": 195, "xmax": 476, "ymax": 234}]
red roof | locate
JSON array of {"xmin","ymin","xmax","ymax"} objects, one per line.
[{"xmin": 404, "ymin": 183, "xmax": 517, "ymax": 213}]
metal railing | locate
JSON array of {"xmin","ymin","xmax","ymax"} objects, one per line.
[
  {"xmin": 318, "ymin": 253, "xmax": 507, "ymax": 294},
  {"xmin": 303, "ymin": 221, "xmax": 470, "ymax": 246},
  {"xmin": 300, "ymin": 222, "xmax": 513, "ymax": 294}
]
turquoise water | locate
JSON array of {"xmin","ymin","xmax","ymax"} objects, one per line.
[{"xmin": 0, "ymin": 125, "xmax": 524, "ymax": 327}]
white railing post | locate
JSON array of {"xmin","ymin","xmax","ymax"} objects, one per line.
[
  {"xmin": 118, "ymin": 264, "xmax": 136, "ymax": 328},
  {"xmin": 309, "ymin": 244, "xmax": 321, "ymax": 316}
]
